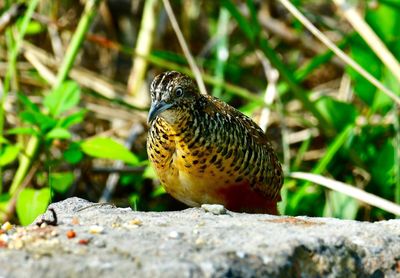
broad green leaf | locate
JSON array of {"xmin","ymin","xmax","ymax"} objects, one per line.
[
  {"xmin": 151, "ymin": 186, "xmax": 166, "ymax": 197},
  {"xmin": 143, "ymin": 165, "xmax": 157, "ymax": 179},
  {"xmin": 16, "ymin": 188, "xmax": 51, "ymax": 226},
  {"xmin": 6, "ymin": 127, "xmax": 38, "ymax": 135},
  {"xmin": 24, "ymin": 20, "xmax": 44, "ymax": 35},
  {"xmin": 19, "ymin": 111, "xmax": 39, "ymax": 125},
  {"xmin": 371, "ymin": 140, "xmax": 395, "ymax": 191},
  {"xmin": 347, "ymin": 36, "xmax": 381, "ymax": 106},
  {"xmin": 59, "ymin": 110, "xmax": 86, "ymax": 129},
  {"xmin": 80, "ymin": 137, "xmax": 139, "ymax": 165},
  {"xmin": 49, "ymin": 172, "xmax": 74, "ymax": 193},
  {"xmin": 0, "ymin": 144, "xmax": 20, "ymax": 166},
  {"xmin": 46, "ymin": 127, "xmax": 72, "ymax": 140},
  {"xmin": 44, "ymin": 81, "xmax": 80, "ymax": 117},
  {"xmin": 315, "ymin": 97, "xmax": 358, "ymax": 131},
  {"xmin": 17, "ymin": 93, "xmax": 57, "ymax": 131},
  {"xmin": 366, "ymin": 3, "xmax": 400, "ymax": 43},
  {"xmin": 64, "ymin": 143, "xmax": 84, "ymax": 164},
  {"xmin": 19, "ymin": 110, "xmax": 57, "ymax": 132},
  {"xmin": 17, "ymin": 92, "xmax": 40, "ymax": 112},
  {"xmin": 0, "ymin": 136, "xmax": 10, "ymax": 144},
  {"xmin": 372, "ymin": 68, "xmax": 397, "ymax": 113}
]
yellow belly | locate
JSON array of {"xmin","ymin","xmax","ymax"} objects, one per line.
[{"xmin": 152, "ymin": 146, "xmax": 238, "ymax": 207}]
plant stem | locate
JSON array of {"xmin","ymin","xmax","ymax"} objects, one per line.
[
  {"xmin": 212, "ymin": 7, "xmax": 230, "ymax": 98},
  {"xmin": 9, "ymin": 136, "xmax": 39, "ymax": 194},
  {"xmin": 394, "ymin": 110, "xmax": 400, "ymax": 207},
  {"xmin": 128, "ymin": 0, "xmax": 158, "ymax": 96},
  {"xmin": 8, "ymin": 0, "xmax": 101, "ymax": 198},
  {"xmin": 54, "ymin": 0, "xmax": 102, "ymax": 89},
  {"xmin": 1, "ymin": 0, "xmax": 40, "ymax": 192}
]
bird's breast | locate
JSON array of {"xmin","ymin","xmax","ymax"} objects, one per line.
[{"xmin": 148, "ymin": 117, "xmax": 251, "ymax": 206}]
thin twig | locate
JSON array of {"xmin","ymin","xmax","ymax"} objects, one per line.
[
  {"xmin": 289, "ymin": 172, "xmax": 400, "ymax": 215},
  {"xmin": 23, "ymin": 50, "xmax": 57, "ymax": 84},
  {"xmin": 162, "ymin": 0, "xmax": 207, "ymax": 95},
  {"xmin": 288, "ymin": 128, "xmax": 318, "ymax": 145},
  {"xmin": 47, "ymin": 23, "xmax": 64, "ymax": 60},
  {"xmin": 256, "ymin": 50, "xmax": 279, "ymax": 132},
  {"xmin": 278, "ymin": 0, "xmax": 400, "ymax": 106}
]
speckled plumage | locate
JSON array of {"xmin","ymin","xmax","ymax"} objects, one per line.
[{"xmin": 147, "ymin": 71, "xmax": 283, "ymax": 214}]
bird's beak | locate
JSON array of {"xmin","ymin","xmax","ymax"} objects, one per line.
[{"xmin": 147, "ymin": 100, "xmax": 174, "ymax": 124}]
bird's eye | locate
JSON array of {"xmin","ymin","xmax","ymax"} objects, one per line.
[{"xmin": 175, "ymin": 87, "xmax": 183, "ymax": 97}]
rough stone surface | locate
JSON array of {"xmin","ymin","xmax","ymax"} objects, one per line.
[{"xmin": 0, "ymin": 197, "xmax": 399, "ymax": 277}]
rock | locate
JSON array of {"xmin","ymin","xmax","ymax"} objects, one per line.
[
  {"xmin": 0, "ymin": 197, "xmax": 399, "ymax": 277},
  {"xmin": 201, "ymin": 204, "xmax": 227, "ymax": 215}
]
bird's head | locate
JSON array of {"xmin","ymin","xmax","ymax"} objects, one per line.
[{"xmin": 148, "ymin": 71, "xmax": 200, "ymax": 124}]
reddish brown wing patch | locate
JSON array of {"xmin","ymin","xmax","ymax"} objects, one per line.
[{"xmin": 216, "ymin": 181, "xmax": 279, "ymax": 214}]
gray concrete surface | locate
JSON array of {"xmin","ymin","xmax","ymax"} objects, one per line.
[{"xmin": 0, "ymin": 197, "xmax": 399, "ymax": 277}]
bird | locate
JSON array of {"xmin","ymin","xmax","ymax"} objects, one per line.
[{"xmin": 147, "ymin": 71, "xmax": 283, "ymax": 214}]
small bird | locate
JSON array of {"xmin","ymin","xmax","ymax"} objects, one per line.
[{"xmin": 147, "ymin": 71, "xmax": 283, "ymax": 214}]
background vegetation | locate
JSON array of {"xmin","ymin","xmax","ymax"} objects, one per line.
[{"xmin": 0, "ymin": 0, "xmax": 399, "ymax": 225}]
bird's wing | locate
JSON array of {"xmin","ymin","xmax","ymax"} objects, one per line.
[{"xmin": 204, "ymin": 95, "xmax": 283, "ymax": 200}]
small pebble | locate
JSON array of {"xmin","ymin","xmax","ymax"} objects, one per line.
[
  {"xmin": 50, "ymin": 230, "xmax": 59, "ymax": 237},
  {"xmin": 89, "ymin": 225, "xmax": 104, "ymax": 234},
  {"xmin": 66, "ymin": 230, "xmax": 76, "ymax": 239},
  {"xmin": 192, "ymin": 229, "xmax": 200, "ymax": 235},
  {"xmin": 71, "ymin": 217, "xmax": 80, "ymax": 225},
  {"xmin": 111, "ymin": 222, "xmax": 121, "ymax": 228},
  {"xmin": 1, "ymin": 221, "xmax": 12, "ymax": 231},
  {"xmin": 0, "ymin": 234, "xmax": 8, "ymax": 242},
  {"xmin": 10, "ymin": 238, "xmax": 23, "ymax": 250},
  {"xmin": 201, "ymin": 204, "xmax": 227, "ymax": 215},
  {"xmin": 0, "ymin": 240, "xmax": 7, "ymax": 248},
  {"xmin": 129, "ymin": 219, "xmax": 143, "ymax": 226},
  {"xmin": 94, "ymin": 239, "xmax": 106, "ymax": 248},
  {"xmin": 78, "ymin": 238, "xmax": 90, "ymax": 245},
  {"xmin": 195, "ymin": 237, "xmax": 205, "ymax": 246},
  {"xmin": 168, "ymin": 231, "xmax": 183, "ymax": 239}
]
